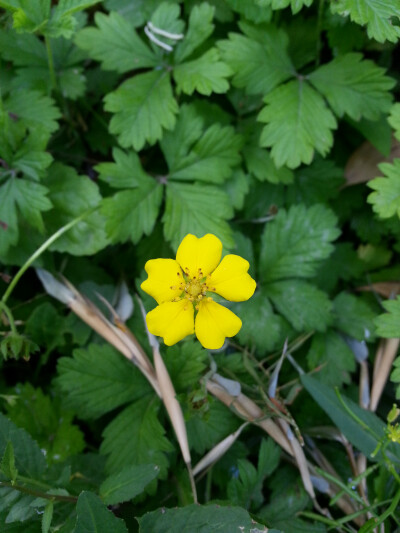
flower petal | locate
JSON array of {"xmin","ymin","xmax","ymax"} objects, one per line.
[
  {"xmin": 195, "ymin": 300, "xmax": 242, "ymax": 350},
  {"xmin": 176, "ymin": 234, "xmax": 222, "ymax": 278},
  {"xmin": 146, "ymin": 300, "xmax": 194, "ymax": 346},
  {"xmin": 207, "ymin": 255, "xmax": 256, "ymax": 302},
  {"xmin": 141, "ymin": 258, "xmax": 183, "ymax": 304}
]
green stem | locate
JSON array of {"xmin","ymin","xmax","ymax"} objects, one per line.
[
  {"xmin": 363, "ymin": 487, "xmax": 400, "ymax": 531},
  {"xmin": 45, "ymin": 35, "xmax": 57, "ymax": 91},
  {"xmin": 334, "ymin": 387, "xmax": 381, "ymax": 440},
  {"xmin": 1, "ymin": 208, "xmax": 95, "ymax": 305},
  {"xmin": 0, "ymin": 302, "xmax": 18, "ymax": 335},
  {"xmin": 0, "ymin": 481, "xmax": 78, "ymax": 503}
]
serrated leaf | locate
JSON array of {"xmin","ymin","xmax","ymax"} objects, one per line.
[
  {"xmin": 75, "ymin": 492, "xmax": 128, "ymax": 533},
  {"xmin": 41, "ymin": 501, "xmax": 53, "ymax": 533},
  {"xmin": 390, "ymin": 357, "xmax": 400, "ymax": 398},
  {"xmin": 0, "ymin": 413, "xmax": 47, "ymax": 479},
  {"xmin": 173, "ymin": 48, "xmax": 232, "ymax": 96},
  {"xmin": 105, "ymin": 70, "xmax": 178, "ymax": 151},
  {"xmin": 96, "ymin": 148, "xmax": 149, "ymax": 188},
  {"xmin": 137, "ymin": 504, "xmax": 269, "ymax": 533},
  {"xmin": 100, "ymin": 464, "xmax": 160, "ymax": 505},
  {"xmin": 3, "ymin": 90, "xmax": 60, "ymax": 134},
  {"xmin": 0, "ymin": 28, "xmax": 46, "ymax": 66},
  {"xmin": 225, "ymin": 0, "xmax": 272, "ymax": 23},
  {"xmin": 224, "ymin": 169, "xmax": 250, "ymax": 210},
  {"xmin": 233, "ymin": 288, "xmax": 284, "ymax": 353},
  {"xmin": 258, "ymin": 79, "xmax": 337, "ymax": 169},
  {"xmin": 161, "ymin": 105, "xmax": 242, "ymax": 184},
  {"xmin": 307, "ymin": 331, "xmax": 356, "ymax": 387},
  {"xmin": 266, "ymin": 280, "xmax": 332, "ymax": 332},
  {"xmin": 174, "ymin": 3, "xmax": 215, "ymax": 63},
  {"xmin": 10, "ymin": 0, "xmax": 50, "ymax": 34},
  {"xmin": 101, "ymin": 179, "xmax": 163, "ymax": 244},
  {"xmin": 259, "ymin": 0, "xmax": 313, "ymax": 14},
  {"xmin": 218, "ymin": 22, "xmax": 294, "ymax": 95},
  {"xmin": 388, "ymin": 103, "xmax": 400, "ymax": 141},
  {"xmin": 0, "ymin": 178, "xmax": 52, "ymax": 256},
  {"xmin": 42, "ymin": 163, "xmax": 109, "ymax": 256},
  {"xmin": 367, "ymin": 159, "xmax": 400, "ymax": 219},
  {"xmin": 100, "ymin": 398, "xmax": 173, "ymax": 475},
  {"xmin": 57, "ymin": 344, "xmax": 152, "ymax": 419},
  {"xmin": 375, "ymin": 297, "xmax": 400, "ymax": 337},
  {"xmin": 260, "ymin": 204, "xmax": 340, "ymax": 282},
  {"xmin": 75, "ymin": 11, "xmax": 157, "ymax": 73},
  {"xmin": 163, "ymin": 182, "xmax": 234, "ymax": 250},
  {"xmin": 163, "ymin": 341, "xmax": 208, "ymax": 391},
  {"xmin": 243, "ymin": 144, "xmax": 294, "ymax": 185},
  {"xmin": 330, "ymin": 0, "xmax": 400, "ymax": 44},
  {"xmin": 309, "ymin": 53, "xmax": 394, "ymax": 121},
  {"xmin": 333, "ymin": 292, "xmax": 376, "ymax": 341}
]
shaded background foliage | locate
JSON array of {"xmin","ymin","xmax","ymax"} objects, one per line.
[{"xmin": 1, "ymin": 0, "xmax": 400, "ymax": 531}]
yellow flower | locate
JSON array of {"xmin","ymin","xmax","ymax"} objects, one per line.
[{"xmin": 141, "ymin": 234, "xmax": 256, "ymax": 349}]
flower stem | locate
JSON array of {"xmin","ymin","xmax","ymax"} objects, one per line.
[
  {"xmin": 45, "ymin": 35, "xmax": 57, "ymax": 91},
  {"xmin": 0, "ymin": 480, "xmax": 78, "ymax": 503},
  {"xmin": 1, "ymin": 208, "xmax": 95, "ymax": 305},
  {"xmin": 0, "ymin": 301, "xmax": 18, "ymax": 335}
]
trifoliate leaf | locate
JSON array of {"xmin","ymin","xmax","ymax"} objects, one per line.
[
  {"xmin": 100, "ymin": 398, "xmax": 173, "ymax": 475},
  {"xmin": 330, "ymin": 0, "xmax": 400, "ymax": 44},
  {"xmin": 75, "ymin": 492, "xmax": 128, "ymax": 533},
  {"xmin": 389, "ymin": 103, "xmax": 400, "ymax": 141},
  {"xmin": 309, "ymin": 53, "xmax": 395, "ymax": 121},
  {"xmin": 0, "ymin": 178, "xmax": 52, "ymax": 256},
  {"xmin": 286, "ymin": 158, "xmax": 344, "ymax": 205},
  {"xmin": 367, "ymin": 160, "xmax": 400, "ymax": 219},
  {"xmin": 174, "ymin": 2, "xmax": 215, "ymax": 63},
  {"xmin": 258, "ymin": 79, "xmax": 337, "ymax": 168},
  {"xmin": 218, "ymin": 22, "xmax": 293, "ymax": 95},
  {"xmin": 104, "ymin": 70, "xmax": 178, "ymax": 151},
  {"xmin": 266, "ymin": 280, "xmax": 332, "ymax": 332},
  {"xmin": 163, "ymin": 182, "xmax": 234, "ymax": 250},
  {"xmin": 233, "ymin": 288, "xmax": 284, "ymax": 352},
  {"xmin": 259, "ymin": 0, "xmax": 313, "ymax": 14},
  {"xmin": 173, "ymin": 48, "xmax": 232, "ymax": 96},
  {"xmin": 75, "ymin": 11, "xmax": 157, "ymax": 73},
  {"xmin": 333, "ymin": 292, "xmax": 376, "ymax": 341},
  {"xmin": 42, "ymin": 163, "xmax": 109, "ymax": 255},
  {"xmin": 307, "ymin": 331, "xmax": 356, "ymax": 387},
  {"xmin": 375, "ymin": 297, "xmax": 400, "ymax": 338},
  {"xmin": 57, "ymin": 344, "xmax": 152, "ymax": 419},
  {"xmin": 96, "ymin": 148, "xmax": 150, "ymax": 188},
  {"xmin": 260, "ymin": 204, "xmax": 340, "ymax": 282},
  {"xmin": 100, "ymin": 464, "xmax": 160, "ymax": 505},
  {"xmin": 3, "ymin": 89, "xmax": 60, "ymax": 134},
  {"xmin": 101, "ymin": 179, "xmax": 163, "ymax": 244}
]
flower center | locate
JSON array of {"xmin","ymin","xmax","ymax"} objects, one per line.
[{"xmin": 170, "ymin": 267, "xmax": 215, "ymax": 309}]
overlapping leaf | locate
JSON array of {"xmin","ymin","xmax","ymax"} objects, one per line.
[
  {"xmin": 368, "ymin": 160, "xmax": 400, "ymax": 219},
  {"xmin": 174, "ymin": 2, "xmax": 215, "ymax": 63}
]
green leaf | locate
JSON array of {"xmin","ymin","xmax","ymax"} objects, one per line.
[
  {"xmin": 367, "ymin": 159, "xmax": 400, "ymax": 219},
  {"xmin": 260, "ymin": 204, "xmax": 340, "ymax": 282},
  {"xmin": 75, "ymin": 11, "xmax": 157, "ymax": 73},
  {"xmin": 333, "ymin": 292, "xmax": 376, "ymax": 341},
  {"xmin": 218, "ymin": 22, "xmax": 293, "ymax": 95},
  {"xmin": 390, "ymin": 357, "xmax": 400, "ymax": 399},
  {"xmin": 1, "ymin": 442, "xmax": 18, "ymax": 482},
  {"xmin": 137, "ymin": 504, "xmax": 270, "ymax": 533},
  {"xmin": 100, "ymin": 464, "xmax": 160, "ymax": 505},
  {"xmin": 42, "ymin": 163, "xmax": 108, "ymax": 256},
  {"xmin": 258, "ymin": 79, "xmax": 337, "ymax": 169},
  {"xmin": 173, "ymin": 48, "xmax": 232, "ymax": 96},
  {"xmin": 5, "ymin": 383, "xmax": 85, "ymax": 463},
  {"xmin": 243, "ymin": 143, "xmax": 294, "ymax": 185},
  {"xmin": 309, "ymin": 53, "xmax": 394, "ymax": 121},
  {"xmin": 224, "ymin": 0, "xmax": 272, "ymax": 23},
  {"xmin": 163, "ymin": 340, "xmax": 208, "ymax": 391},
  {"xmin": 233, "ymin": 288, "xmax": 284, "ymax": 352},
  {"xmin": 307, "ymin": 331, "xmax": 356, "ymax": 387},
  {"xmin": 104, "ymin": 70, "xmax": 178, "ymax": 151},
  {"xmin": 163, "ymin": 182, "xmax": 234, "ymax": 250},
  {"xmin": 10, "ymin": 0, "xmax": 50, "ymax": 34},
  {"xmin": 224, "ymin": 169, "xmax": 250, "ymax": 210},
  {"xmin": 57, "ymin": 344, "xmax": 152, "ymax": 419},
  {"xmin": 96, "ymin": 148, "xmax": 149, "ymax": 188},
  {"xmin": 41, "ymin": 502, "xmax": 53, "ymax": 533},
  {"xmin": 0, "ymin": 413, "xmax": 47, "ymax": 479},
  {"xmin": 161, "ymin": 104, "xmax": 242, "ymax": 184},
  {"xmin": 101, "ymin": 179, "xmax": 163, "ymax": 244},
  {"xmin": 259, "ymin": 0, "xmax": 313, "ymax": 14},
  {"xmin": 301, "ymin": 374, "xmax": 400, "ymax": 464},
  {"xmin": 388, "ymin": 103, "xmax": 400, "ymax": 141},
  {"xmin": 375, "ymin": 297, "xmax": 400, "ymax": 337},
  {"xmin": 0, "ymin": 178, "xmax": 52, "ymax": 256},
  {"xmin": 3, "ymin": 89, "xmax": 60, "ymax": 135},
  {"xmin": 75, "ymin": 492, "xmax": 128, "ymax": 533},
  {"xmin": 174, "ymin": 3, "xmax": 215, "ymax": 63},
  {"xmin": 330, "ymin": 0, "xmax": 400, "ymax": 44},
  {"xmin": 266, "ymin": 280, "xmax": 332, "ymax": 332},
  {"xmin": 101, "ymin": 398, "xmax": 173, "ymax": 475}
]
